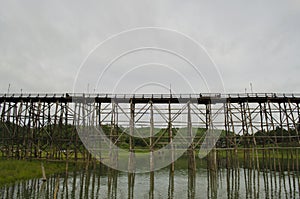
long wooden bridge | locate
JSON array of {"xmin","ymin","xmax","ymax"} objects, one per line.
[{"xmin": 0, "ymin": 93, "xmax": 299, "ymax": 167}]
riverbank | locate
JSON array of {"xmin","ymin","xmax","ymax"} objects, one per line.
[
  {"xmin": 0, "ymin": 159, "xmax": 82, "ymax": 187},
  {"xmin": 1, "ymin": 147, "xmax": 299, "ymax": 187}
]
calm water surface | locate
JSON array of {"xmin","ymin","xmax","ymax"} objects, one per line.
[{"xmin": 1, "ymin": 164, "xmax": 299, "ymax": 199}]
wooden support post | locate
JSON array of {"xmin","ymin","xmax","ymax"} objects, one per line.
[
  {"xmin": 16, "ymin": 101, "xmax": 23, "ymax": 159},
  {"xmin": 96, "ymin": 102, "xmax": 102, "ymax": 160},
  {"xmin": 58, "ymin": 102, "xmax": 64, "ymax": 160},
  {"xmin": 128, "ymin": 101, "xmax": 135, "ymax": 169},
  {"xmin": 187, "ymin": 101, "xmax": 196, "ymax": 171},
  {"xmin": 206, "ymin": 103, "xmax": 217, "ymax": 171},
  {"xmin": 0, "ymin": 101, "xmax": 5, "ymax": 157},
  {"xmin": 228, "ymin": 102, "xmax": 238, "ymax": 168},
  {"xmin": 149, "ymin": 101, "xmax": 154, "ymax": 199},
  {"xmin": 110, "ymin": 102, "xmax": 118, "ymax": 168},
  {"xmin": 81, "ymin": 99, "xmax": 87, "ymax": 161},
  {"xmin": 187, "ymin": 101, "xmax": 196, "ymax": 199},
  {"xmin": 74, "ymin": 102, "xmax": 78, "ymax": 161},
  {"xmin": 35, "ymin": 101, "xmax": 42, "ymax": 158},
  {"xmin": 168, "ymin": 101, "xmax": 174, "ymax": 172},
  {"xmin": 224, "ymin": 102, "xmax": 229, "ymax": 168},
  {"xmin": 41, "ymin": 162, "xmax": 47, "ymax": 181},
  {"xmin": 12, "ymin": 103, "xmax": 17, "ymax": 158},
  {"xmin": 240, "ymin": 102, "xmax": 248, "ymax": 168},
  {"xmin": 128, "ymin": 100, "xmax": 135, "ymax": 199},
  {"xmin": 27, "ymin": 101, "xmax": 33, "ymax": 159},
  {"xmin": 41, "ymin": 102, "xmax": 46, "ymax": 159},
  {"xmin": 64, "ymin": 102, "xmax": 69, "ymax": 168}
]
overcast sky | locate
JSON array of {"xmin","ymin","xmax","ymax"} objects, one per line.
[{"xmin": 0, "ymin": 0, "xmax": 299, "ymax": 94}]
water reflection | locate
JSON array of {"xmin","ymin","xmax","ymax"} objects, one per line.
[{"xmin": 1, "ymin": 163, "xmax": 299, "ymax": 199}]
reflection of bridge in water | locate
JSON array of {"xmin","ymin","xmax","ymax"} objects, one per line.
[{"xmin": 1, "ymin": 93, "xmax": 300, "ymax": 198}]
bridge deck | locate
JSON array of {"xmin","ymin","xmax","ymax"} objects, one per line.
[{"xmin": 0, "ymin": 93, "xmax": 300, "ymax": 103}]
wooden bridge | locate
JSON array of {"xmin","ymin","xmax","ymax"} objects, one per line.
[{"xmin": 0, "ymin": 93, "xmax": 299, "ymax": 167}]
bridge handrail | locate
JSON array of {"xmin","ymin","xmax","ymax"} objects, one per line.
[{"xmin": 1, "ymin": 93, "xmax": 300, "ymax": 99}]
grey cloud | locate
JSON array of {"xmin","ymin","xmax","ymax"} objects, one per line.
[{"xmin": 0, "ymin": 0, "xmax": 299, "ymax": 94}]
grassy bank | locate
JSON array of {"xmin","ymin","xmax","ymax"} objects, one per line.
[
  {"xmin": 1, "ymin": 147, "xmax": 299, "ymax": 187},
  {"xmin": 0, "ymin": 159, "xmax": 80, "ymax": 187}
]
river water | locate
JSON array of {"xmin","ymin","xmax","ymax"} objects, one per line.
[{"xmin": 1, "ymin": 162, "xmax": 299, "ymax": 199}]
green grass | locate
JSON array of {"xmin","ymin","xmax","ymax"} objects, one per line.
[
  {"xmin": 216, "ymin": 148, "xmax": 300, "ymax": 160},
  {"xmin": 0, "ymin": 159, "xmax": 79, "ymax": 187},
  {"xmin": 1, "ymin": 147, "xmax": 298, "ymax": 187}
]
